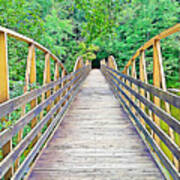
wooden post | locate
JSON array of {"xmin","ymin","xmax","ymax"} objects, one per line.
[
  {"xmin": 44, "ymin": 53, "xmax": 52, "ymax": 126},
  {"xmin": 0, "ymin": 32, "xmax": 12, "ymax": 179},
  {"xmin": 126, "ymin": 68, "xmax": 130, "ymax": 106},
  {"xmin": 61, "ymin": 69, "xmax": 67, "ymax": 107},
  {"xmin": 155, "ymin": 40, "xmax": 179, "ymax": 170},
  {"xmin": 153, "ymin": 40, "xmax": 161, "ymax": 145},
  {"xmin": 108, "ymin": 56, "xmax": 117, "ymax": 70},
  {"xmin": 139, "ymin": 50, "xmax": 146, "ymax": 126},
  {"xmin": 131, "ymin": 60, "xmax": 138, "ymax": 114},
  {"xmin": 29, "ymin": 45, "xmax": 37, "ymax": 129},
  {"xmin": 54, "ymin": 62, "xmax": 60, "ymax": 113},
  {"xmin": 14, "ymin": 44, "xmax": 35, "ymax": 170}
]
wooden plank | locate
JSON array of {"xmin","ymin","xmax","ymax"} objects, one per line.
[
  {"xmin": 29, "ymin": 45, "xmax": 37, "ymax": 129},
  {"xmin": 105, "ymin": 68, "xmax": 180, "ymax": 133},
  {"xmin": 106, "ymin": 70, "xmax": 180, "ymax": 134},
  {"xmin": 54, "ymin": 63, "xmax": 61, "ymax": 113},
  {"xmin": 0, "ymin": 75, "xmax": 83, "ymax": 178},
  {"xmin": 155, "ymin": 40, "xmax": 179, "ymax": 171},
  {"xmin": 106, "ymin": 71, "xmax": 180, "ymax": 159},
  {"xmin": 14, "ymin": 44, "xmax": 35, "ymax": 171},
  {"xmin": 108, "ymin": 56, "xmax": 117, "ymax": 70},
  {"xmin": 139, "ymin": 51, "xmax": 146, "ymax": 126},
  {"xmin": 107, "ymin": 78, "xmax": 179, "ymax": 180},
  {"xmin": 0, "ymin": 74, "xmax": 73, "ymax": 119},
  {"xmin": 122, "ymin": 24, "xmax": 180, "ymax": 72},
  {"xmin": 61, "ymin": 69, "xmax": 67, "ymax": 108},
  {"xmin": 0, "ymin": 69, "xmax": 88, "ymax": 179},
  {"xmin": 0, "ymin": 31, "xmax": 12, "ymax": 180},
  {"xmin": 0, "ymin": 26, "xmax": 66, "ymax": 72},
  {"xmin": 73, "ymin": 57, "xmax": 84, "ymax": 72},
  {"xmin": 131, "ymin": 60, "xmax": 139, "ymax": 114},
  {"xmin": 106, "ymin": 66, "xmax": 180, "ymax": 108},
  {"xmin": 27, "ymin": 70, "xmax": 163, "ymax": 180},
  {"xmin": 0, "ymin": 74, "xmax": 80, "ymax": 148},
  {"xmin": 12, "ymin": 71, "xmax": 88, "ymax": 180},
  {"xmin": 153, "ymin": 40, "xmax": 161, "ymax": 146}
]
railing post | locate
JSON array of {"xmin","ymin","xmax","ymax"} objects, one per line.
[
  {"xmin": 0, "ymin": 31, "xmax": 12, "ymax": 179},
  {"xmin": 61, "ymin": 68, "xmax": 67, "ymax": 108},
  {"xmin": 153, "ymin": 40, "xmax": 161, "ymax": 146},
  {"xmin": 154, "ymin": 40, "xmax": 179, "ymax": 171},
  {"xmin": 44, "ymin": 53, "xmax": 52, "ymax": 126},
  {"xmin": 54, "ymin": 62, "xmax": 60, "ymax": 113},
  {"xmin": 139, "ymin": 50, "xmax": 146, "ymax": 126},
  {"xmin": 108, "ymin": 56, "xmax": 117, "ymax": 70},
  {"xmin": 131, "ymin": 60, "xmax": 138, "ymax": 114}
]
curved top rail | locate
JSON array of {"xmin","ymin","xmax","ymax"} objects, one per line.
[
  {"xmin": 0, "ymin": 26, "xmax": 67, "ymax": 72},
  {"xmin": 123, "ymin": 23, "xmax": 180, "ymax": 72}
]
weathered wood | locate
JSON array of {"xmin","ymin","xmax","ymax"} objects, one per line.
[
  {"xmin": 122, "ymin": 23, "xmax": 180, "ymax": 72},
  {"xmin": 155, "ymin": 40, "xmax": 179, "ymax": 170},
  {"xmin": 139, "ymin": 51, "xmax": 146, "ymax": 126},
  {"xmin": 0, "ymin": 26, "xmax": 66, "ymax": 72},
  {"xmin": 0, "ymin": 71, "xmax": 87, "ymax": 178},
  {"xmin": 153, "ymin": 40, "xmax": 161, "ymax": 146},
  {"xmin": 74, "ymin": 56, "xmax": 84, "ymax": 72},
  {"xmin": 106, "ymin": 69, "xmax": 180, "ymax": 134},
  {"xmin": 61, "ymin": 69, "xmax": 67, "ymax": 108},
  {"xmin": 12, "ymin": 68, "xmax": 89, "ymax": 180},
  {"xmin": 54, "ymin": 63, "xmax": 61, "ymax": 113},
  {"xmin": 105, "ymin": 74, "xmax": 179, "ymax": 180},
  {"xmin": 106, "ymin": 66, "xmax": 180, "ymax": 108},
  {"xmin": 105, "ymin": 68, "xmax": 180, "ymax": 134},
  {"xmin": 27, "ymin": 70, "xmax": 163, "ymax": 180},
  {"xmin": 108, "ymin": 55, "xmax": 117, "ymax": 70},
  {"xmin": 14, "ymin": 44, "xmax": 36, "ymax": 171},
  {"xmin": 0, "ymin": 74, "xmax": 81, "ymax": 148},
  {"xmin": 0, "ymin": 72, "xmax": 77, "ymax": 119},
  {"xmin": 0, "ymin": 31, "xmax": 12, "ymax": 179},
  {"xmin": 131, "ymin": 60, "xmax": 138, "ymax": 114},
  {"xmin": 106, "ymin": 72, "xmax": 180, "ymax": 160}
]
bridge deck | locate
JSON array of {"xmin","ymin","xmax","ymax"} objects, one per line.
[{"xmin": 28, "ymin": 69, "xmax": 163, "ymax": 180}]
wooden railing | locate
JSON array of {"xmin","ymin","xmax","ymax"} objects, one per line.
[
  {"xmin": 101, "ymin": 24, "xmax": 180, "ymax": 180},
  {"xmin": 0, "ymin": 27, "xmax": 91, "ymax": 179}
]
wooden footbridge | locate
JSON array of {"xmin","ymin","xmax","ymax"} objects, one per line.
[{"xmin": 0, "ymin": 24, "xmax": 180, "ymax": 180}]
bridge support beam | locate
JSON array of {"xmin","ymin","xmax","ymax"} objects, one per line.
[{"xmin": 0, "ymin": 31, "xmax": 12, "ymax": 180}]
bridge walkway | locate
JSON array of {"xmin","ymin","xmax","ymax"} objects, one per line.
[{"xmin": 28, "ymin": 69, "xmax": 163, "ymax": 180}]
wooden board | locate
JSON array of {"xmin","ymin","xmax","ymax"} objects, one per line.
[{"xmin": 27, "ymin": 70, "xmax": 163, "ymax": 180}]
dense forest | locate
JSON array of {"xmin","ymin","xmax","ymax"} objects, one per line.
[
  {"xmin": 0, "ymin": 0, "xmax": 179, "ymax": 98},
  {"xmin": 0, "ymin": 1, "xmax": 179, "ymax": 178}
]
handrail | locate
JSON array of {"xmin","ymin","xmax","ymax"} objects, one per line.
[
  {"xmin": 122, "ymin": 23, "xmax": 180, "ymax": 72},
  {"xmin": 101, "ymin": 65, "xmax": 180, "ymax": 180},
  {"xmin": 0, "ymin": 26, "xmax": 66, "ymax": 71},
  {"xmin": 101, "ymin": 24, "xmax": 180, "ymax": 180},
  {"xmin": 0, "ymin": 26, "xmax": 91, "ymax": 180}
]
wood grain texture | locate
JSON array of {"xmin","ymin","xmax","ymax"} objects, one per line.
[
  {"xmin": 122, "ymin": 23, "xmax": 180, "ymax": 72},
  {"xmin": 27, "ymin": 70, "xmax": 163, "ymax": 180}
]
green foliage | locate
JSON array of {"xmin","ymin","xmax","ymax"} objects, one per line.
[
  {"xmin": 0, "ymin": 0, "xmax": 179, "ymax": 99},
  {"xmin": 77, "ymin": 42, "xmax": 99, "ymax": 61}
]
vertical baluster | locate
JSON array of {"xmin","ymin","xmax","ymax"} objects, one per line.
[
  {"xmin": 139, "ymin": 50, "xmax": 146, "ymax": 126},
  {"xmin": 29, "ymin": 45, "xmax": 37, "ymax": 129},
  {"xmin": 54, "ymin": 62, "xmax": 60, "ymax": 113},
  {"xmin": 0, "ymin": 32, "xmax": 12, "ymax": 179},
  {"xmin": 14, "ymin": 44, "xmax": 36, "ymax": 170},
  {"xmin": 131, "ymin": 60, "xmax": 137, "ymax": 114},
  {"xmin": 44, "ymin": 53, "xmax": 52, "ymax": 126},
  {"xmin": 126, "ymin": 67, "xmax": 130, "ymax": 107},
  {"xmin": 61, "ymin": 69, "xmax": 67, "ymax": 107},
  {"xmin": 155, "ymin": 40, "xmax": 179, "ymax": 171},
  {"xmin": 153, "ymin": 40, "xmax": 161, "ymax": 146}
]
